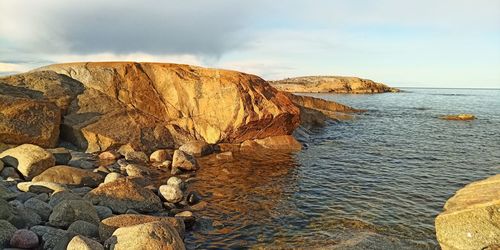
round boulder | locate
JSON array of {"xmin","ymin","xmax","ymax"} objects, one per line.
[
  {"xmin": 0, "ymin": 144, "xmax": 55, "ymax": 180},
  {"xmin": 9, "ymin": 229, "xmax": 39, "ymax": 249}
]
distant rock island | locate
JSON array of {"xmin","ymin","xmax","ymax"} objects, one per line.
[{"xmin": 269, "ymin": 76, "xmax": 399, "ymax": 93}]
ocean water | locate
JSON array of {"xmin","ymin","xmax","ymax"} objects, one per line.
[{"xmin": 184, "ymin": 88, "xmax": 500, "ymax": 249}]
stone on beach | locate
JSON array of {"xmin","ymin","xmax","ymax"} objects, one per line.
[
  {"xmin": 84, "ymin": 178, "xmax": 162, "ymax": 214},
  {"xmin": 103, "ymin": 172, "xmax": 122, "ymax": 184},
  {"xmin": 0, "ymin": 144, "xmax": 55, "ymax": 180},
  {"xmin": 124, "ymin": 151, "xmax": 149, "ymax": 163},
  {"xmin": 172, "ymin": 150, "xmax": 199, "ymax": 171},
  {"xmin": 99, "ymin": 214, "xmax": 184, "ymax": 241},
  {"xmin": 9, "ymin": 229, "xmax": 39, "ymax": 249},
  {"xmin": 17, "ymin": 181, "xmax": 67, "ymax": 193},
  {"xmin": 49, "ymin": 199, "xmax": 100, "ymax": 228},
  {"xmin": 67, "ymin": 235, "xmax": 104, "ymax": 250},
  {"xmin": 24, "ymin": 197, "xmax": 52, "ymax": 221},
  {"xmin": 98, "ymin": 151, "xmax": 121, "ymax": 160},
  {"xmin": 32, "ymin": 165, "xmax": 104, "ymax": 187},
  {"xmin": 47, "ymin": 147, "xmax": 72, "ymax": 165},
  {"xmin": 104, "ymin": 221, "xmax": 185, "ymax": 250},
  {"xmin": 149, "ymin": 149, "xmax": 172, "ymax": 162},
  {"xmin": 0, "ymin": 220, "xmax": 17, "ymax": 247},
  {"xmin": 159, "ymin": 185, "xmax": 184, "ymax": 204},
  {"xmin": 179, "ymin": 141, "xmax": 214, "ymax": 157},
  {"xmin": 67, "ymin": 220, "xmax": 99, "ymax": 238}
]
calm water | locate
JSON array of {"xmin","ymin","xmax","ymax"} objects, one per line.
[{"xmin": 185, "ymin": 88, "xmax": 500, "ymax": 249}]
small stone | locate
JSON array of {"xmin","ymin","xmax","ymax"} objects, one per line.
[
  {"xmin": 47, "ymin": 148, "xmax": 72, "ymax": 165},
  {"xmin": 179, "ymin": 141, "xmax": 214, "ymax": 157},
  {"xmin": 172, "ymin": 150, "xmax": 199, "ymax": 171},
  {"xmin": 9, "ymin": 229, "xmax": 39, "ymax": 249},
  {"xmin": 93, "ymin": 166, "xmax": 111, "ymax": 174},
  {"xmin": 0, "ymin": 220, "xmax": 17, "ymax": 247},
  {"xmin": 67, "ymin": 220, "xmax": 99, "ymax": 238},
  {"xmin": 124, "ymin": 151, "xmax": 148, "ymax": 163},
  {"xmin": 117, "ymin": 144, "xmax": 136, "ymax": 157},
  {"xmin": 159, "ymin": 160, "xmax": 172, "ymax": 169},
  {"xmin": 24, "ymin": 197, "xmax": 52, "ymax": 221},
  {"xmin": 125, "ymin": 164, "xmax": 150, "ymax": 177},
  {"xmin": 104, "ymin": 172, "xmax": 122, "ymax": 184},
  {"xmin": 98, "ymin": 151, "xmax": 121, "ymax": 161},
  {"xmin": 167, "ymin": 176, "xmax": 185, "ymax": 190},
  {"xmin": 94, "ymin": 205, "xmax": 113, "ymax": 220},
  {"xmin": 159, "ymin": 185, "xmax": 183, "ymax": 203},
  {"xmin": 67, "ymin": 235, "xmax": 104, "ymax": 250},
  {"xmin": 187, "ymin": 191, "xmax": 202, "ymax": 205},
  {"xmin": 149, "ymin": 149, "xmax": 172, "ymax": 162},
  {"xmin": 0, "ymin": 167, "xmax": 21, "ymax": 180},
  {"xmin": 0, "ymin": 144, "xmax": 55, "ymax": 180},
  {"xmin": 175, "ymin": 211, "xmax": 195, "ymax": 228}
]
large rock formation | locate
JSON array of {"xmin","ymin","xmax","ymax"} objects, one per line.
[
  {"xmin": 435, "ymin": 174, "xmax": 500, "ymax": 250},
  {"xmin": 0, "ymin": 62, "xmax": 300, "ymax": 152},
  {"xmin": 270, "ymin": 76, "xmax": 399, "ymax": 93}
]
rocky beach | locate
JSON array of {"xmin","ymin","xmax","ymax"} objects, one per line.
[{"xmin": 0, "ymin": 62, "xmax": 499, "ymax": 249}]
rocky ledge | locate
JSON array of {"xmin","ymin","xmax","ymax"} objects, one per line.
[
  {"xmin": 1, "ymin": 62, "xmax": 300, "ymax": 152},
  {"xmin": 269, "ymin": 76, "xmax": 399, "ymax": 93},
  {"xmin": 435, "ymin": 174, "xmax": 500, "ymax": 250}
]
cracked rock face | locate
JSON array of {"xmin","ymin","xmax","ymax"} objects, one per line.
[{"xmin": 1, "ymin": 62, "xmax": 300, "ymax": 152}]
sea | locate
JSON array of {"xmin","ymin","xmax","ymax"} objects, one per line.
[{"xmin": 184, "ymin": 88, "xmax": 500, "ymax": 249}]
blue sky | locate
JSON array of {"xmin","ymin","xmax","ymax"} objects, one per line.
[{"xmin": 1, "ymin": 0, "xmax": 499, "ymax": 88}]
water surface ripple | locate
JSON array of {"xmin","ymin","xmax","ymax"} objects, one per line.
[{"xmin": 185, "ymin": 88, "xmax": 500, "ymax": 249}]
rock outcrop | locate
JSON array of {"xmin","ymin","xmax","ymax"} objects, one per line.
[
  {"xmin": 270, "ymin": 76, "xmax": 399, "ymax": 93},
  {"xmin": 435, "ymin": 174, "xmax": 500, "ymax": 250},
  {"xmin": 440, "ymin": 114, "xmax": 476, "ymax": 121}
]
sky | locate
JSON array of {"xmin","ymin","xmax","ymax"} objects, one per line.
[{"xmin": 1, "ymin": 0, "xmax": 499, "ymax": 88}]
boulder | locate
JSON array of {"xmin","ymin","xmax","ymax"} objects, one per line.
[
  {"xmin": 149, "ymin": 149, "xmax": 171, "ymax": 162},
  {"xmin": 0, "ymin": 199, "xmax": 13, "ymax": 221},
  {"xmin": 84, "ymin": 178, "xmax": 162, "ymax": 214},
  {"xmin": 32, "ymin": 165, "xmax": 103, "ymax": 187},
  {"xmin": 0, "ymin": 220, "xmax": 17, "ymax": 247},
  {"xmin": 159, "ymin": 185, "xmax": 183, "ymax": 204},
  {"xmin": 0, "ymin": 95, "xmax": 61, "ymax": 148},
  {"xmin": 8, "ymin": 201, "xmax": 42, "ymax": 228},
  {"xmin": 9, "ymin": 229, "xmax": 39, "ymax": 249},
  {"xmin": 24, "ymin": 197, "xmax": 52, "ymax": 221},
  {"xmin": 27, "ymin": 62, "xmax": 299, "ymax": 152},
  {"xmin": 166, "ymin": 176, "xmax": 185, "ymax": 190},
  {"xmin": 47, "ymin": 148, "xmax": 72, "ymax": 165},
  {"xmin": 49, "ymin": 199, "xmax": 99, "ymax": 228},
  {"xmin": 104, "ymin": 221, "xmax": 185, "ymax": 250},
  {"xmin": 172, "ymin": 150, "xmax": 199, "ymax": 171},
  {"xmin": 67, "ymin": 220, "xmax": 99, "ymax": 238},
  {"xmin": 48, "ymin": 190, "xmax": 82, "ymax": 207},
  {"xmin": 124, "ymin": 151, "xmax": 149, "ymax": 163},
  {"xmin": 0, "ymin": 144, "xmax": 56, "ymax": 180},
  {"xmin": 94, "ymin": 205, "xmax": 113, "ymax": 220},
  {"xmin": 99, "ymin": 214, "xmax": 184, "ymax": 241},
  {"xmin": 0, "ymin": 183, "xmax": 17, "ymax": 200},
  {"xmin": 104, "ymin": 172, "xmax": 122, "ymax": 184},
  {"xmin": 125, "ymin": 164, "xmax": 150, "ymax": 177},
  {"xmin": 1, "ymin": 167, "xmax": 21, "ymax": 180},
  {"xmin": 269, "ymin": 75, "xmax": 399, "ymax": 93},
  {"xmin": 435, "ymin": 174, "xmax": 500, "ymax": 250},
  {"xmin": 179, "ymin": 141, "xmax": 214, "ymax": 157},
  {"xmin": 67, "ymin": 235, "xmax": 104, "ymax": 250}
]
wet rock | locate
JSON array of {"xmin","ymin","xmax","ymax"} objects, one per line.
[
  {"xmin": 435, "ymin": 174, "xmax": 500, "ymax": 250},
  {"xmin": 124, "ymin": 151, "xmax": 148, "ymax": 163},
  {"xmin": 0, "ymin": 220, "xmax": 17, "ymax": 247},
  {"xmin": 175, "ymin": 211, "xmax": 195, "ymax": 229},
  {"xmin": 9, "ymin": 229, "xmax": 39, "ymax": 249},
  {"xmin": 104, "ymin": 221, "xmax": 185, "ymax": 250},
  {"xmin": 24, "ymin": 198, "xmax": 52, "ymax": 221},
  {"xmin": 189, "ymin": 200, "xmax": 208, "ymax": 211},
  {"xmin": 159, "ymin": 185, "xmax": 183, "ymax": 204},
  {"xmin": 67, "ymin": 220, "xmax": 99, "ymax": 238},
  {"xmin": 187, "ymin": 191, "xmax": 202, "ymax": 205},
  {"xmin": 67, "ymin": 235, "xmax": 104, "ymax": 250},
  {"xmin": 179, "ymin": 141, "xmax": 214, "ymax": 157},
  {"xmin": 103, "ymin": 172, "xmax": 122, "ymax": 184},
  {"xmin": 94, "ymin": 205, "xmax": 113, "ymax": 220},
  {"xmin": 17, "ymin": 181, "xmax": 67, "ymax": 194},
  {"xmin": 84, "ymin": 178, "xmax": 162, "ymax": 214},
  {"xmin": 99, "ymin": 214, "xmax": 184, "ymax": 241},
  {"xmin": 440, "ymin": 114, "xmax": 476, "ymax": 121},
  {"xmin": 241, "ymin": 135, "xmax": 302, "ymax": 151},
  {"xmin": 0, "ymin": 144, "xmax": 55, "ymax": 180},
  {"xmin": 49, "ymin": 199, "xmax": 99, "ymax": 228},
  {"xmin": 98, "ymin": 151, "xmax": 121, "ymax": 161},
  {"xmin": 32, "ymin": 165, "xmax": 104, "ymax": 187},
  {"xmin": 149, "ymin": 149, "xmax": 172, "ymax": 162},
  {"xmin": 0, "ymin": 167, "xmax": 21, "ymax": 180},
  {"xmin": 125, "ymin": 164, "xmax": 150, "ymax": 177},
  {"xmin": 172, "ymin": 150, "xmax": 199, "ymax": 171},
  {"xmin": 31, "ymin": 225, "xmax": 73, "ymax": 250},
  {"xmin": 47, "ymin": 148, "xmax": 72, "ymax": 165}
]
